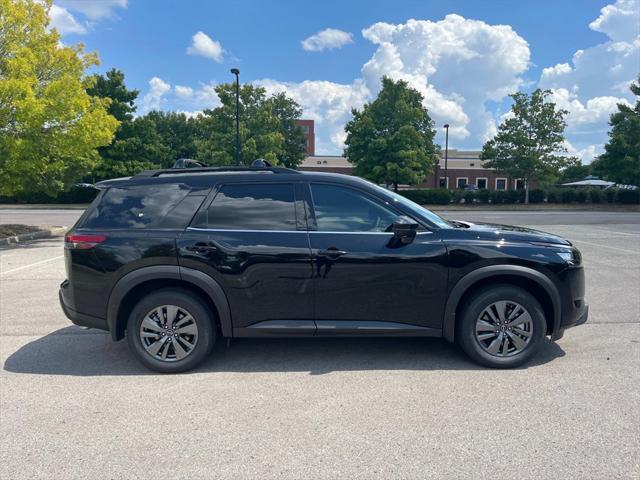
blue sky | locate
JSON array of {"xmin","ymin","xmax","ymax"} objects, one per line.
[{"xmin": 51, "ymin": 0, "xmax": 640, "ymax": 160}]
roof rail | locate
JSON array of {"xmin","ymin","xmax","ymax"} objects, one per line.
[{"xmin": 134, "ymin": 165, "xmax": 302, "ymax": 178}]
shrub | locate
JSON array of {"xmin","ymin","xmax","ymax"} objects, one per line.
[
  {"xmin": 529, "ymin": 189, "xmax": 545, "ymax": 203},
  {"xmin": 617, "ymin": 189, "xmax": 640, "ymax": 204},
  {"xmin": 560, "ymin": 189, "xmax": 576, "ymax": 203},
  {"xmin": 476, "ymin": 189, "xmax": 490, "ymax": 204},
  {"xmin": 546, "ymin": 189, "xmax": 560, "ymax": 203},
  {"xmin": 588, "ymin": 189, "xmax": 603, "ymax": 203},
  {"xmin": 400, "ymin": 188, "xmax": 451, "ymax": 205},
  {"xmin": 575, "ymin": 190, "xmax": 588, "ymax": 203},
  {"xmin": 490, "ymin": 190, "xmax": 508, "ymax": 204},
  {"xmin": 605, "ymin": 188, "xmax": 617, "ymax": 203},
  {"xmin": 464, "ymin": 190, "xmax": 476, "ymax": 204}
]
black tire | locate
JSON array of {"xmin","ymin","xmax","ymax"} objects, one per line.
[
  {"xmin": 126, "ymin": 288, "xmax": 216, "ymax": 373},
  {"xmin": 456, "ymin": 285, "xmax": 546, "ymax": 368}
]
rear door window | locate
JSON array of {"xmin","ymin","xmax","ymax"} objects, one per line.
[
  {"xmin": 202, "ymin": 183, "xmax": 297, "ymax": 231},
  {"xmin": 81, "ymin": 184, "xmax": 197, "ymax": 229}
]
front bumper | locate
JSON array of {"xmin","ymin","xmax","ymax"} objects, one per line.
[
  {"xmin": 553, "ymin": 303, "xmax": 588, "ymax": 341},
  {"xmin": 59, "ymin": 281, "xmax": 108, "ymax": 331}
]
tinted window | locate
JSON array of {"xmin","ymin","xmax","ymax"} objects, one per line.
[
  {"xmin": 205, "ymin": 183, "xmax": 297, "ymax": 231},
  {"xmin": 82, "ymin": 184, "xmax": 192, "ymax": 229},
  {"xmin": 310, "ymin": 184, "xmax": 398, "ymax": 232}
]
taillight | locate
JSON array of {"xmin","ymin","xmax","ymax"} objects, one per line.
[{"xmin": 64, "ymin": 234, "xmax": 107, "ymax": 249}]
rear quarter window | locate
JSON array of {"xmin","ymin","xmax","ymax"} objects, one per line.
[{"xmin": 81, "ymin": 184, "xmax": 203, "ymax": 229}]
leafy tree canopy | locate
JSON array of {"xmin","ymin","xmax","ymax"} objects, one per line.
[
  {"xmin": 0, "ymin": 0, "xmax": 119, "ymax": 196},
  {"xmin": 591, "ymin": 76, "xmax": 640, "ymax": 186},
  {"xmin": 481, "ymin": 89, "xmax": 575, "ymax": 203},
  {"xmin": 344, "ymin": 76, "xmax": 437, "ymax": 191},
  {"xmin": 87, "ymin": 68, "xmax": 139, "ymax": 122},
  {"xmin": 197, "ymin": 83, "xmax": 306, "ymax": 167}
]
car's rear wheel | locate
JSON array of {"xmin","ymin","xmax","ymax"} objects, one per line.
[
  {"xmin": 126, "ymin": 288, "xmax": 216, "ymax": 373},
  {"xmin": 457, "ymin": 285, "xmax": 546, "ymax": 368}
]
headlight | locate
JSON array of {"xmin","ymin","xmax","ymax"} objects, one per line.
[{"xmin": 556, "ymin": 248, "xmax": 581, "ymax": 266}]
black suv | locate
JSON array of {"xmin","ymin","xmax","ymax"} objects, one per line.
[{"xmin": 59, "ymin": 165, "xmax": 588, "ymax": 372}]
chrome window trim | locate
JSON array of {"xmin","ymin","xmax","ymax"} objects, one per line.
[
  {"xmin": 187, "ymin": 227, "xmax": 433, "ymax": 236},
  {"xmin": 187, "ymin": 227, "xmax": 304, "ymax": 234}
]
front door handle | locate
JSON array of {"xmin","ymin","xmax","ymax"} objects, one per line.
[
  {"xmin": 186, "ymin": 242, "xmax": 218, "ymax": 254},
  {"xmin": 317, "ymin": 247, "xmax": 347, "ymax": 258}
]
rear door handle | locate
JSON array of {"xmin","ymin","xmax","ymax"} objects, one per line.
[{"xmin": 317, "ymin": 247, "xmax": 347, "ymax": 258}]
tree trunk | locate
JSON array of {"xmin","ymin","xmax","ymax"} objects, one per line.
[
  {"xmin": 393, "ymin": 181, "xmax": 398, "ymax": 193},
  {"xmin": 524, "ymin": 179, "xmax": 529, "ymax": 204}
]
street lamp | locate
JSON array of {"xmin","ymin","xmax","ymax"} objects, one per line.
[
  {"xmin": 230, "ymin": 68, "xmax": 240, "ymax": 165},
  {"xmin": 443, "ymin": 124, "xmax": 450, "ymax": 189}
]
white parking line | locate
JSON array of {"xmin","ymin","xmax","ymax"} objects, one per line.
[
  {"xmin": 0, "ymin": 255, "xmax": 64, "ymax": 276},
  {"xmin": 571, "ymin": 239, "xmax": 639, "ymax": 255}
]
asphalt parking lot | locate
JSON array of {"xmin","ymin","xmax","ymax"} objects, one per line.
[{"xmin": 1, "ymin": 209, "xmax": 639, "ymax": 479}]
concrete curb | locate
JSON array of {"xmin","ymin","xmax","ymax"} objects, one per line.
[{"xmin": 0, "ymin": 226, "xmax": 67, "ymax": 246}]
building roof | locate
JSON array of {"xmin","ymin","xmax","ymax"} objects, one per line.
[{"xmin": 301, "ymin": 155, "xmax": 352, "ymax": 168}]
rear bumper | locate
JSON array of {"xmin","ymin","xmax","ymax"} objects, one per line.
[{"xmin": 59, "ymin": 281, "xmax": 108, "ymax": 331}]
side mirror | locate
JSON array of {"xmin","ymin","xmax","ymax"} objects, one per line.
[{"xmin": 390, "ymin": 216, "xmax": 419, "ymax": 245}]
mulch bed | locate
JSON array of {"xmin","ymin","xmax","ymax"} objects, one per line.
[{"xmin": 0, "ymin": 224, "xmax": 42, "ymax": 239}]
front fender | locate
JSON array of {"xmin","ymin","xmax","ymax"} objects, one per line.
[{"xmin": 442, "ymin": 265, "xmax": 562, "ymax": 342}]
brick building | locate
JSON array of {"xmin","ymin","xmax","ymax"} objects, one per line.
[
  {"xmin": 295, "ymin": 119, "xmax": 315, "ymax": 156},
  {"xmin": 296, "ymin": 120, "xmax": 531, "ymax": 191}
]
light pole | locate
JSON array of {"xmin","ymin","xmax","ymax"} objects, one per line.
[
  {"xmin": 443, "ymin": 123, "xmax": 450, "ymax": 189},
  {"xmin": 230, "ymin": 68, "xmax": 240, "ymax": 165}
]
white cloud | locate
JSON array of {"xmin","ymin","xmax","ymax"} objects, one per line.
[
  {"xmin": 257, "ymin": 78, "xmax": 369, "ymax": 152},
  {"xmin": 539, "ymin": 0, "xmax": 639, "ymax": 163},
  {"xmin": 564, "ymin": 140, "xmax": 602, "ymax": 164},
  {"xmin": 360, "ymin": 15, "xmax": 530, "ymax": 144},
  {"xmin": 57, "ymin": 0, "xmax": 127, "ymax": 20},
  {"xmin": 589, "ymin": 0, "xmax": 639, "ymax": 42},
  {"xmin": 139, "ymin": 81, "xmax": 220, "ymax": 114},
  {"xmin": 301, "ymin": 28, "xmax": 354, "ymax": 52},
  {"xmin": 187, "ymin": 31, "xmax": 225, "ymax": 62},
  {"xmin": 549, "ymin": 88, "xmax": 630, "ymax": 130},
  {"xmin": 174, "ymin": 86, "xmax": 194, "ymax": 99},
  {"xmin": 49, "ymin": 4, "xmax": 87, "ymax": 35},
  {"xmin": 141, "ymin": 77, "xmax": 171, "ymax": 113}
]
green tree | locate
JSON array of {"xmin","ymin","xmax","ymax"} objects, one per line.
[
  {"xmin": 344, "ymin": 77, "xmax": 437, "ymax": 191},
  {"xmin": 0, "ymin": 0, "xmax": 118, "ymax": 196},
  {"xmin": 481, "ymin": 89, "xmax": 575, "ymax": 203},
  {"xmin": 87, "ymin": 68, "xmax": 138, "ymax": 122},
  {"xmin": 196, "ymin": 83, "xmax": 306, "ymax": 167},
  {"xmin": 558, "ymin": 164, "xmax": 592, "ymax": 184},
  {"xmin": 591, "ymin": 76, "xmax": 640, "ymax": 186}
]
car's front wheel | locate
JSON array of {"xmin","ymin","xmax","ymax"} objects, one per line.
[
  {"xmin": 126, "ymin": 288, "xmax": 216, "ymax": 373},
  {"xmin": 457, "ymin": 285, "xmax": 547, "ymax": 368}
]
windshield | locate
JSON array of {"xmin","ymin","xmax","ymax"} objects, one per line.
[{"xmin": 368, "ymin": 183, "xmax": 452, "ymax": 229}]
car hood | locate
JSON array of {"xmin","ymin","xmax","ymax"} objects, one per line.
[{"xmin": 450, "ymin": 220, "xmax": 571, "ymax": 246}]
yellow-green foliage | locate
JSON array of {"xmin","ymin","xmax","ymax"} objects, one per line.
[{"xmin": 0, "ymin": 0, "xmax": 119, "ymax": 195}]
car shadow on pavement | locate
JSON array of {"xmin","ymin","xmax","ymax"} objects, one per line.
[{"xmin": 3, "ymin": 326, "xmax": 566, "ymax": 376}]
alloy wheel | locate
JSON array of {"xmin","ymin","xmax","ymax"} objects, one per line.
[
  {"xmin": 475, "ymin": 301, "xmax": 533, "ymax": 357},
  {"xmin": 139, "ymin": 305, "xmax": 199, "ymax": 362}
]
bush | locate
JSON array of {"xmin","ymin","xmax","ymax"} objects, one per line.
[
  {"xmin": 464, "ymin": 190, "xmax": 476, "ymax": 204},
  {"xmin": 529, "ymin": 189, "xmax": 545, "ymax": 203},
  {"xmin": 476, "ymin": 189, "xmax": 490, "ymax": 204},
  {"xmin": 560, "ymin": 189, "xmax": 576, "ymax": 203},
  {"xmin": 546, "ymin": 189, "xmax": 560, "ymax": 203},
  {"xmin": 400, "ymin": 188, "xmax": 451, "ymax": 205},
  {"xmin": 588, "ymin": 189, "xmax": 603, "ymax": 203},
  {"xmin": 490, "ymin": 190, "xmax": 508, "ymax": 204},
  {"xmin": 575, "ymin": 190, "xmax": 588, "ymax": 203},
  {"xmin": 0, "ymin": 185, "xmax": 99, "ymax": 204},
  {"xmin": 605, "ymin": 188, "xmax": 617, "ymax": 203},
  {"xmin": 617, "ymin": 189, "xmax": 640, "ymax": 204}
]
